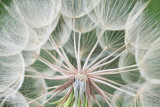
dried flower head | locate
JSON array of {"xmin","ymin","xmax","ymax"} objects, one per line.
[{"xmin": 1, "ymin": 0, "xmax": 160, "ymax": 107}]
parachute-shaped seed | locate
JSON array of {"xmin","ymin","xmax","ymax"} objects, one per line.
[
  {"xmin": 25, "ymin": 15, "xmax": 60, "ymax": 51},
  {"xmin": 20, "ymin": 72, "xmax": 47, "ymax": 105},
  {"xmin": 112, "ymin": 83, "xmax": 142, "ymax": 107},
  {"xmin": 61, "ymin": 0, "xmax": 100, "ymax": 18},
  {"xmin": 0, "ymin": 53, "xmax": 25, "ymax": 99},
  {"xmin": 13, "ymin": 0, "xmax": 61, "ymax": 28},
  {"xmin": 137, "ymin": 38, "xmax": 160, "ymax": 82},
  {"xmin": 88, "ymin": 0, "xmax": 137, "ymax": 30},
  {"xmin": 125, "ymin": 1, "xmax": 160, "ymax": 54},
  {"xmin": 138, "ymin": 83, "xmax": 160, "ymax": 107},
  {"xmin": 0, "ymin": 1, "xmax": 29, "ymax": 56},
  {"xmin": 2, "ymin": 92, "xmax": 29, "ymax": 107},
  {"xmin": 96, "ymin": 28, "xmax": 125, "ymax": 55},
  {"xmin": 119, "ymin": 51, "xmax": 141, "ymax": 84},
  {"xmin": 123, "ymin": 83, "xmax": 160, "ymax": 107},
  {"xmin": 63, "ymin": 14, "xmax": 96, "ymax": 33}
]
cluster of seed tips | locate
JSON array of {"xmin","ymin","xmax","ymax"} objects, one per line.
[{"xmin": 74, "ymin": 73, "xmax": 88, "ymax": 81}]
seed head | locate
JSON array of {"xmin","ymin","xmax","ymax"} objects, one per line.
[{"xmin": 74, "ymin": 73, "xmax": 88, "ymax": 81}]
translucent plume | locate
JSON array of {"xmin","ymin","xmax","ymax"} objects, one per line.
[
  {"xmin": 0, "ymin": 1, "xmax": 29, "ymax": 56},
  {"xmin": 13, "ymin": 0, "xmax": 61, "ymax": 28},
  {"xmin": 0, "ymin": 53, "xmax": 25, "ymax": 99}
]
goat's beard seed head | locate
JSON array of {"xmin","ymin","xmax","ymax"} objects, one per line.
[{"xmin": 3, "ymin": 0, "xmax": 159, "ymax": 106}]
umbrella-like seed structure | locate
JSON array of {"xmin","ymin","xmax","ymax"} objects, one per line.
[{"xmin": 0, "ymin": 0, "xmax": 160, "ymax": 107}]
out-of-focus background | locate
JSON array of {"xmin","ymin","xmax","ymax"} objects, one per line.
[
  {"xmin": 146, "ymin": 0, "xmax": 160, "ymax": 18},
  {"xmin": 139, "ymin": 0, "xmax": 160, "ymax": 21},
  {"xmin": 147, "ymin": 0, "xmax": 160, "ymax": 12}
]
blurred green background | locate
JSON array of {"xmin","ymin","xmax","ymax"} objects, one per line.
[{"xmin": 147, "ymin": 0, "xmax": 160, "ymax": 12}]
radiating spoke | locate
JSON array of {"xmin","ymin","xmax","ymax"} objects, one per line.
[
  {"xmin": 42, "ymin": 49, "xmax": 73, "ymax": 72},
  {"xmin": 88, "ymin": 49, "xmax": 127, "ymax": 72},
  {"xmin": 85, "ymin": 45, "xmax": 126, "ymax": 72},
  {"xmin": 90, "ymin": 87, "xmax": 101, "ymax": 107},
  {"xmin": 89, "ymin": 64, "xmax": 138, "ymax": 75},
  {"xmin": 85, "ymin": 47, "xmax": 108, "ymax": 71},
  {"xmin": 38, "ymin": 56, "xmax": 72, "ymax": 74},
  {"xmin": 92, "ymin": 78, "xmax": 136, "ymax": 96},
  {"xmin": 58, "ymin": 86, "xmax": 73, "ymax": 107},
  {"xmin": 83, "ymin": 28, "xmax": 105, "ymax": 71},
  {"xmin": 91, "ymin": 75, "xmax": 137, "ymax": 92},
  {"xmin": 77, "ymin": 32, "xmax": 82, "ymax": 71},
  {"xmin": 28, "ymin": 90, "xmax": 54, "ymax": 104},
  {"xmin": 89, "ymin": 79, "xmax": 112, "ymax": 107},
  {"xmin": 40, "ymin": 89, "xmax": 63, "ymax": 106},
  {"xmin": 97, "ymin": 68, "xmax": 139, "ymax": 75},
  {"xmin": 25, "ymin": 74, "xmax": 73, "ymax": 80},
  {"xmin": 49, "ymin": 37, "xmax": 76, "ymax": 71}
]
